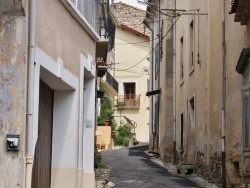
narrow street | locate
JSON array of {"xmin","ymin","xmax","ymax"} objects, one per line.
[{"xmin": 102, "ymin": 144, "xmax": 199, "ymax": 188}]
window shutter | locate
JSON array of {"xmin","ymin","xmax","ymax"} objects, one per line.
[{"xmin": 243, "ymin": 90, "xmax": 250, "ymax": 149}]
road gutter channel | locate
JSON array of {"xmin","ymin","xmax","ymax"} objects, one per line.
[{"xmin": 145, "ymin": 150, "xmax": 218, "ymax": 188}]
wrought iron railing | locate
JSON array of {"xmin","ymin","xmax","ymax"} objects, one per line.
[
  {"xmin": 106, "ymin": 72, "xmax": 118, "ymax": 93},
  {"xmin": 117, "ymin": 95, "xmax": 140, "ymax": 107}
]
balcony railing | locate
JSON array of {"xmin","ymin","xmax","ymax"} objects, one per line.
[
  {"xmin": 117, "ymin": 95, "xmax": 140, "ymax": 107},
  {"xmin": 106, "ymin": 71, "xmax": 118, "ymax": 93}
]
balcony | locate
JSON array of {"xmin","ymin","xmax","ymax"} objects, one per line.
[
  {"xmin": 117, "ymin": 95, "xmax": 140, "ymax": 108},
  {"xmin": 102, "ymin": 71, "xmax": 118, "ymax": 96},
  {"xmin": 106, "ymin": 72, "xmax": 118, "ymax": 93}
]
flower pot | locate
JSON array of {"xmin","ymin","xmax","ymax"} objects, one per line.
[
  {"xmin": 101, "ymin": 145, "xmax": 105, "ymax": 150},
  {"xmin": 104, "ymin": 120, "xmax": 109, "ymax": 126}
]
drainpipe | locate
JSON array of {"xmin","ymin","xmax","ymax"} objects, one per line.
[
  {"xmin": 150, "ymin": 28, "xmax": 154, "ymax": 149},
  {"xmin": 221, "ymin": 0, "xmax": 226, "ymax": 187},
  {"xmin": 157, "ymin": 0, "xmax": 161, "ymax": 150},
  {"xmin": 173, "ymin": 0, "xmax": 177, "ymax": 165},
  {"xmin": 25, "ymin": 0, "xmax": 36, "ymax": 187}
]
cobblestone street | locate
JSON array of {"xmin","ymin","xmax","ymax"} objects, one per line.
[{"xmin": 101, "ymin": 144, "xmax": 200, "ymax": 188}]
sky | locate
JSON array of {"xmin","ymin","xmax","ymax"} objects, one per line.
[{"xmin": 112, "ymin": 0, "xmax": 147, "ymax": 10}]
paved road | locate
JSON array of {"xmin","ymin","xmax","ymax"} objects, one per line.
[{"xmin": 102, "ymin": 144, "xmax": 199, "ymax": 188}]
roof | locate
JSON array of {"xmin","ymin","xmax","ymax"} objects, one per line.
[
  {"xmin": 229, "ymin": 0, "xmax": 239, "ymax": 14},
  {"xmin": 229, "ymin": 0, "xmax": 250, "ymax": 25},
  {"xmin": 236, "ymin": 47, "xmax": 250, "ymax": 74},
  {"xmin": 110, "ymin": 2, "xmax": 150, "ymax": 38}
]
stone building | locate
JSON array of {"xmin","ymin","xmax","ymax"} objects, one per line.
[
  {"xmin": 0, "ymin": 0, "xmax": 111, "ymax": 187},
  {"xmin": 145, "ymin": 0, "xmax": 250, "ymax": 187},
  {"xmin": 144, "ymin": 0, "xmax": 174, "ymax": 162}
]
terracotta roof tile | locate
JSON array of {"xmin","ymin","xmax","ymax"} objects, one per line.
[
  {"xmin": 229, "ymin": 0, "xmax": 239, "ymax": 14},
  {"xmin": 110, "ymin": 2, "xmax": 150, "ymax": 37}
]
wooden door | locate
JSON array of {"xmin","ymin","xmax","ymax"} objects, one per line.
[
  {"xmin": 187, "ymin": 97, "xmax": 195, "ymax": 164},
  {"xmin": 32, "ymin": 80, "xmax": 54, "ymax": 188},
  {"xmin": 124, "ymin": 83, "xmax": 135, "ymax": 106}
]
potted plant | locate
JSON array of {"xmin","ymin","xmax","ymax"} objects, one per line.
[
  {"xmin": 104, "ymin": 120, "xmax": 110, "ymax": 126},
  {"xmin": 111, "ymin": 131, "xmax": 116, "ymax": 139},
  {"xmin": 101, "ymin": 143, "xmax": 106, "ymax": 150}
]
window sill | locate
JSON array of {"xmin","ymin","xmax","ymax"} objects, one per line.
[
  {"xmin": 180, "ymin": 79, "xmax": 184, "ymax": 87},
  {"xmin": 189, "ymin": 66, "xmax": 195, "ymax": 76}
]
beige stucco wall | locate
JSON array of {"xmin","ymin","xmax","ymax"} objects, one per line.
[
  {"xmin": 157, "ymin": 0, "xmax": 174, "ymax": 163},
  {"xmin": 175, "ymin": 0, "xmax": 210, "ymax": 164},
  {"xmin": 114, "ymin": 28, "xmax": 150, "ymax": 143},
  {"xmin": 96, "ymin": 126, "xmax": 113, "ymax": 150},
  {"xmin": 0, "ymin": 1, "xmax": 27, "ymax": 187},
  {"xmin": 0, "ymin": 0, "xmax": 98, "ymax": 187},
  {"xmin": 36, "ymin": 0, "xmax": 96, "ymax": 78},
  {"xmin": 174, "ymin": 0, "xmax": 247, "ymax": 185}
]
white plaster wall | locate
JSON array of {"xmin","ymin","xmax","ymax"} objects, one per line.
[
  {"xmin": 83, "ymin": 78, "xmax": 96, "ymax": 172},
  {"xmin": 52, "ymin": 91, "xmax": 78, "ymax": 168}
]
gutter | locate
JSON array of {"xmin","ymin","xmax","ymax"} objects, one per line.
[{"xmin": 25, "ymin": 0, "xmax": 36, "ymax": 187}]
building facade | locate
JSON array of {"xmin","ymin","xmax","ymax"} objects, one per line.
[
  {"xmin": 145, "ymin": 0, "xmax": 250, "ymax": 186},
  {"xmin": 110, "ymin": 2, "xmax": 150, "ymax": 143},
  {"xmin": 0, "ymin": 0, "xmax": 110, "ymax": 187}
]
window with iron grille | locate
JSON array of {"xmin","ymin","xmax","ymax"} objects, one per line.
[
  {"xmin": 189, "ymin": 20, "xmax": 194, "ymax": 71},
  {"xmin": 180, "ymin": 36, "xmax": 184, "ymax": 82}
]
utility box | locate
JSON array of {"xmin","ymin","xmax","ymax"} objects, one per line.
[{"xmin": 6, "ymin": 134, "xmax": 20, "ymax": 151}]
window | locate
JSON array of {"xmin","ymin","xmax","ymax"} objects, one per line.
[
  {"xmin": 189, "ymin": 20, "xmax": 194, "ymax": 71},
  {"xmin": 118, "ymin": 82, "xmax": 140, "ymax": 107},
  {"xmin": 180, "ymin": 113, "xmax": 184, "ymax": 149},
  {"xmin": 124, "ymin": 83, "xmax": 135, "ymax": 99},
  {"xmin": 243, "ymin": 90, "xmax": 250, "ymax": 149},
  {"xmin": 243, "ymin": 61, "xmax": 250, "ymax": 150},
  {"xmin": 180, "ymin": 37, "xmax": 184, "ymax": 83},
  {"xmin": 189, "ymin": 97, "xmax": 195, "ymax": 128}
]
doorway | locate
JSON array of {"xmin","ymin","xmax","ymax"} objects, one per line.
[{"xmin": 32, "ymin": 80, "xmax": 54, "ymax": 188}]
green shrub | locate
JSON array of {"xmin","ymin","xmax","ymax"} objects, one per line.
[
  {"xmin": 94, "ymin": 145, "xmax": 106, "ymax": 169},
  {"xmin": 114, "ymin": 125, "xmax": 132, "ymax": 147}
]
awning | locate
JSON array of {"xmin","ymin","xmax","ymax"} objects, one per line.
[
  {"xmin": 229, "ymin": 0, "xmax": 250, "ymax": 25},
  {"xmin": 229, "ymin": 0, "xmax": 239, "ymax": 14},
  {"xmin": 236, "ymin": 47, "xmax": 250, "ymax": 74},
  {"xmin": 146, "ymin": 89, "xmax": 161, "ymax": 97}
]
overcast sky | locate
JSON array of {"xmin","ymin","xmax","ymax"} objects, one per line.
[{"xmin": 112, "ymin": 0, "xmax": 146, "ymax": 10}]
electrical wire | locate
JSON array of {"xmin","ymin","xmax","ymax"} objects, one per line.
[
  {"xmin": 143, "ymin": 0, "xmax": 178, "ymax": 17},
  {"xmin": 115, "ymin": 37, "xmax": 150, "ymax": 47},
  {"xmin": 115, "ymin": 16, "xmax": 180, "ymax": 72}
]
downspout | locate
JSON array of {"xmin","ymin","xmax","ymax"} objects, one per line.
[
  {"xmin": 157, "ymin": 0, "xmax": 161, "ymax": 150},
  {"xmin": 173, "ymin": 0, "xmax": 177, "ymax": 165},
  {"xmin": 26, "ymin": 0, "xmax": 36, "ymax": 187},
  {"xmin": 221, "ymin": 0, "xmax": 226, "ymax": 187},
  {"xmin": 150, "ymin": 27, "xmax": 154, "ymax": 149}
]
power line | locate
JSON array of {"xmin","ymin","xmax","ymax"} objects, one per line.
[
  {"xmin": 116, "ymin": 16, "xmax": 180, "ymax": 72},
  {"xmin": 115, "ymin": 37, "xmax": 150, "ymax": 47}
]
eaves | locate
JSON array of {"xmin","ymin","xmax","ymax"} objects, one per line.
[{"xmin": 119, "ymin": 24, "xmax": 150, "ymax": 39}]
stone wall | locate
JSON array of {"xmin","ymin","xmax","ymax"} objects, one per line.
[{"xmin": 0, "ymin": 3, "xmax": 27, "ymax": 186}]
